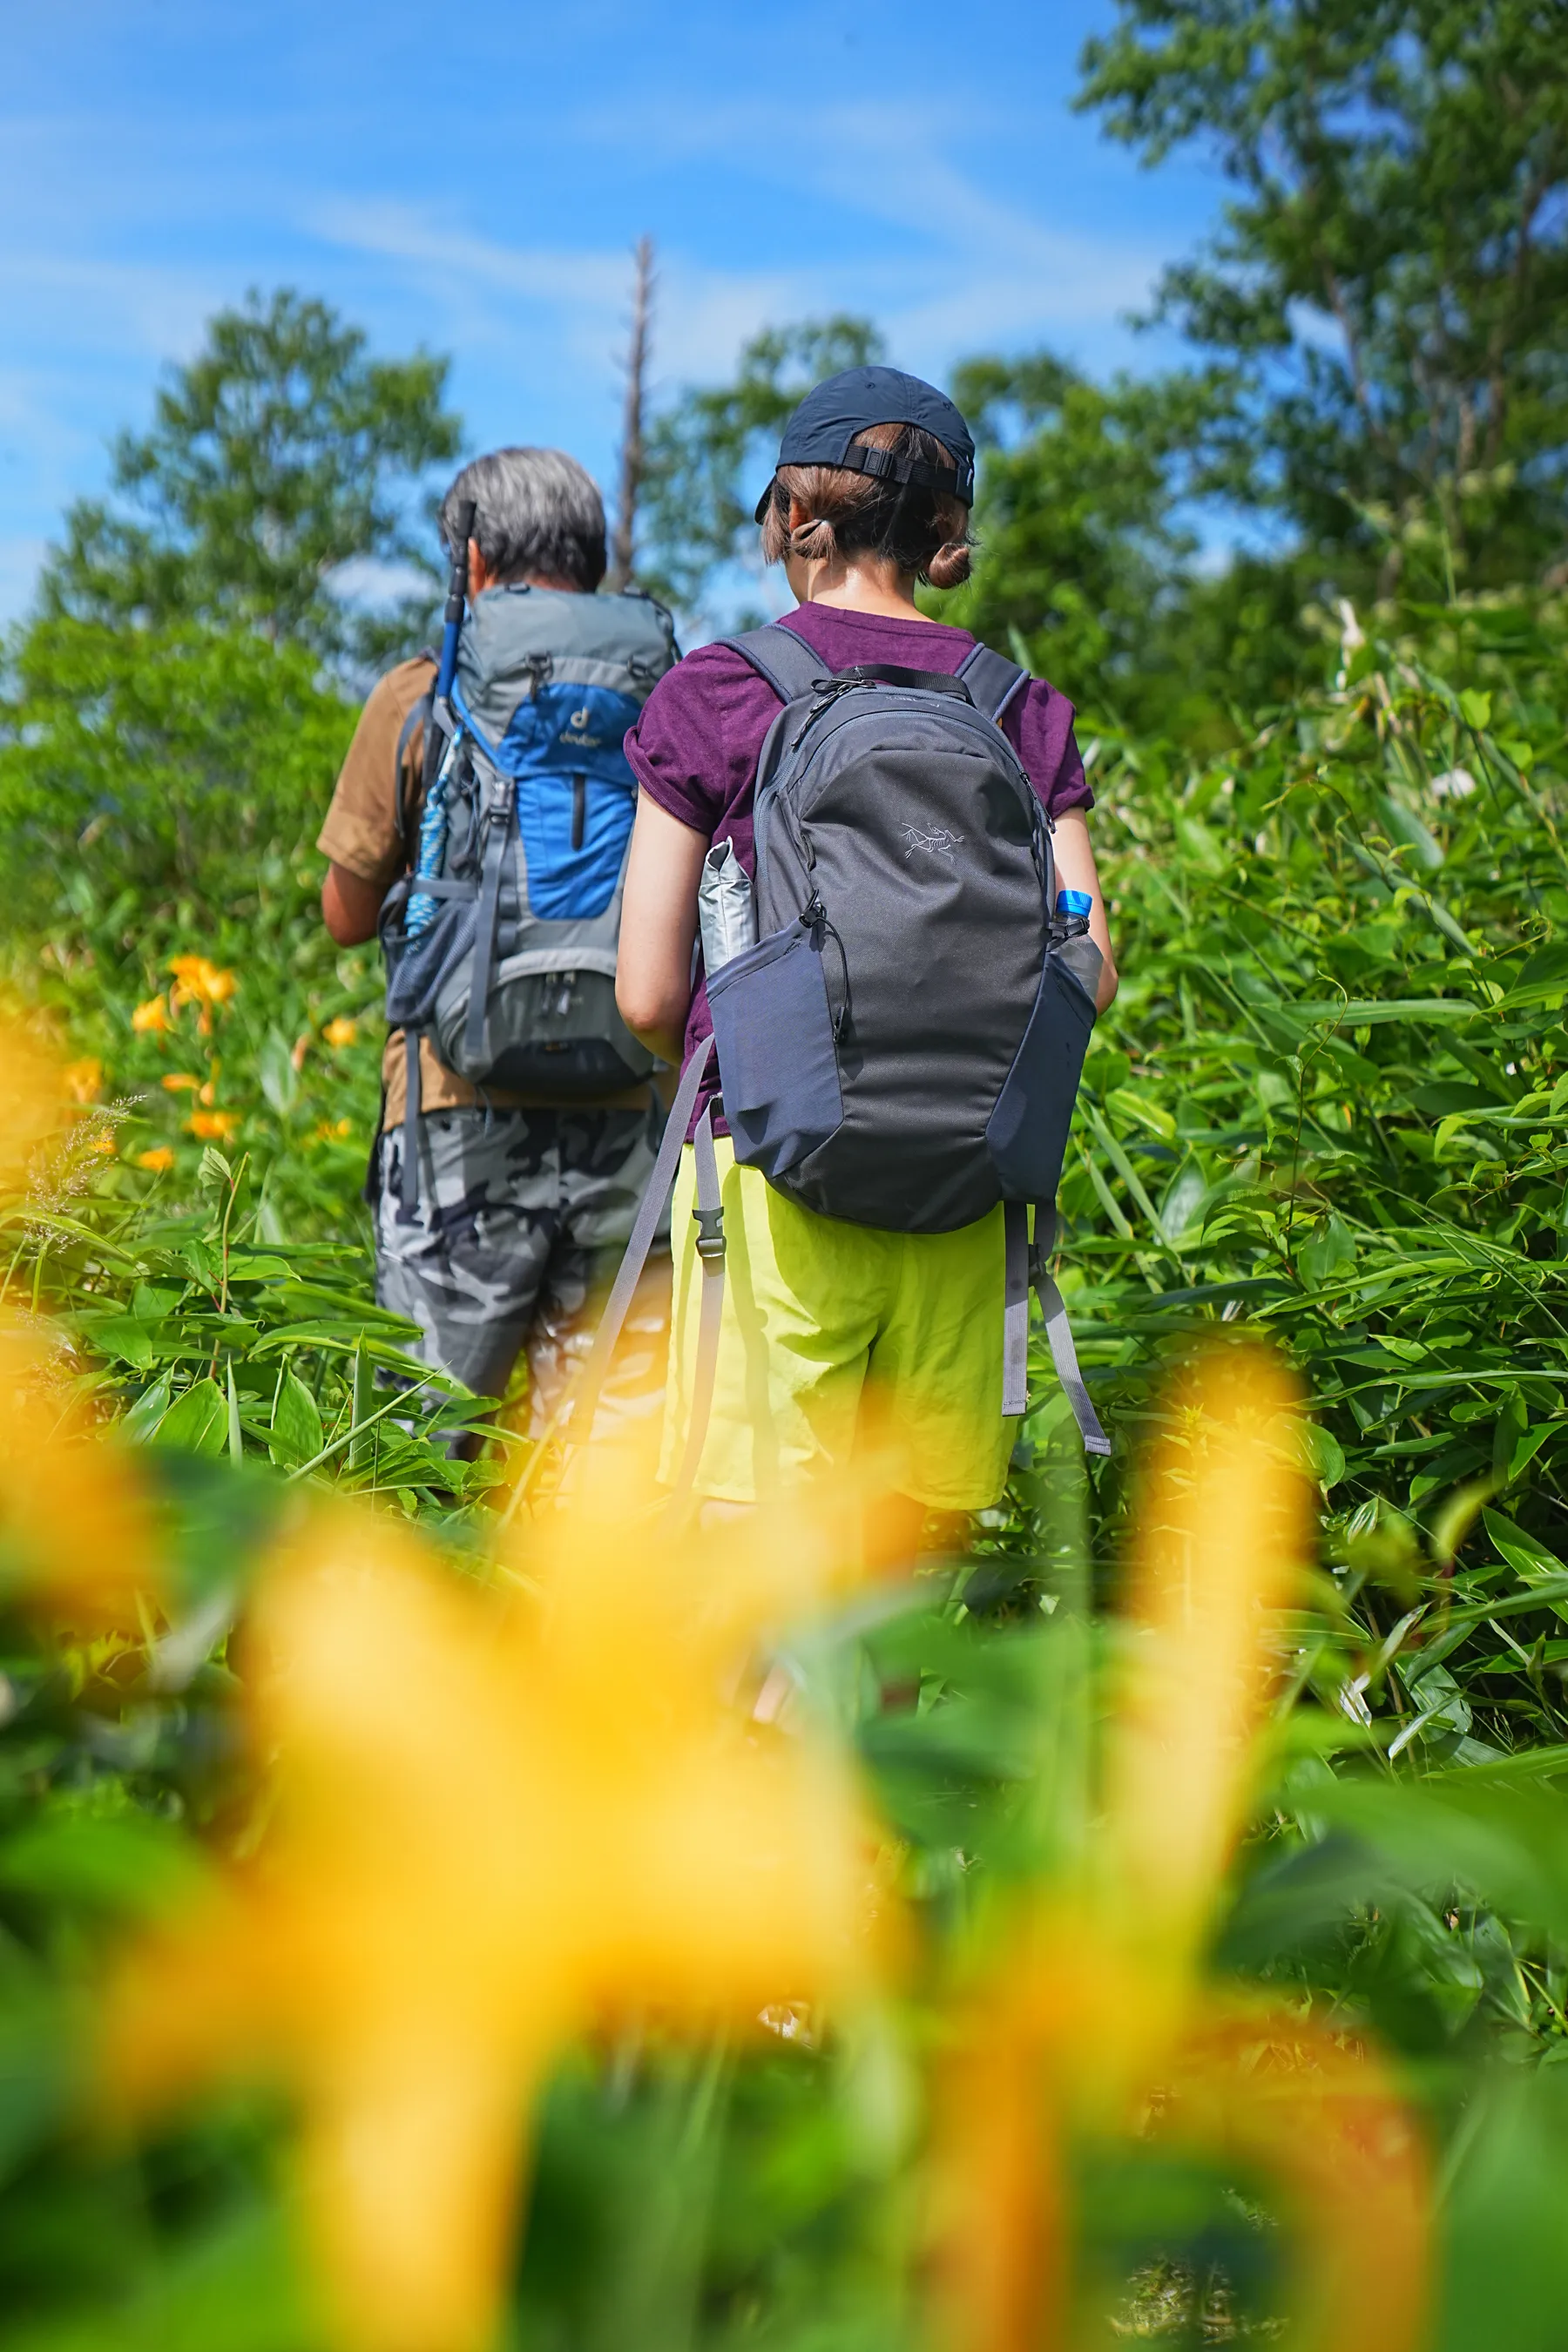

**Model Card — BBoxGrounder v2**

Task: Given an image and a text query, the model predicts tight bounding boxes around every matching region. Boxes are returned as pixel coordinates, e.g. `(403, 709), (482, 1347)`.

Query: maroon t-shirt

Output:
(624, 602), (1092, 1134)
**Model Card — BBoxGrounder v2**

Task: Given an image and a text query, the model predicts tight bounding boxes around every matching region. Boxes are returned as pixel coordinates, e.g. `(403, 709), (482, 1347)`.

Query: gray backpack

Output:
(379, 584), (677, 1214)
(531, 622), (1109, 1505)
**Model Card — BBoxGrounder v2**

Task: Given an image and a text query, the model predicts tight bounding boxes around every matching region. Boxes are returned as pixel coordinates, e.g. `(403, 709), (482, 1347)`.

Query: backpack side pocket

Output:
(985, 946), (1098, 1201)
(707, 916), (843, 1178)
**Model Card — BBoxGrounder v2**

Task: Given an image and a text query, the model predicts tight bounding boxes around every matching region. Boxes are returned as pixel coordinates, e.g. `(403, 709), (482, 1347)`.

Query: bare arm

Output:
(1051, 809), (1119, 1015)
(616, 792), (707, 1064)
(321, 863), (387, 948)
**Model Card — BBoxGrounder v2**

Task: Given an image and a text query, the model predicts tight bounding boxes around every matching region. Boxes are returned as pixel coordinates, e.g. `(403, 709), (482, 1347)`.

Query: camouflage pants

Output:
(373, 1105), (668, 1432)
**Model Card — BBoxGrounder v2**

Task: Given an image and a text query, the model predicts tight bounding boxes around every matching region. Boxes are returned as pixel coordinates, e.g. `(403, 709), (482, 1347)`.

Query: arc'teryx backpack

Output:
(533, 621), (1110, 1500)
(378, 584), (678, 1214)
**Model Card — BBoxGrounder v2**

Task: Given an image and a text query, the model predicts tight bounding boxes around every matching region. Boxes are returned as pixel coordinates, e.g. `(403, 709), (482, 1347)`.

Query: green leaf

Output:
(1295, 1419), (1347, 1490)
(1374, 792), (1444, 871)
(88, 1314), (156, 1370)
(268, 1368), (323, 1469)
(257, 1025), (300, 1118)
(1460, 689), (1493, 729)
(119, 1375), (172, 1443)
(152, 1377), (228, 1458)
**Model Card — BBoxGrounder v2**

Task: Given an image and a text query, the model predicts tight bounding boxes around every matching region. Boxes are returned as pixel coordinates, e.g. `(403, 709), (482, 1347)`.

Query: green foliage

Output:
(1067, 600), (1568, 1749)
(38, 290), (463, 667)
(1078, 0), (1568, 595)
(0, 616), (354, 903)
(944, 353), (1242, 730)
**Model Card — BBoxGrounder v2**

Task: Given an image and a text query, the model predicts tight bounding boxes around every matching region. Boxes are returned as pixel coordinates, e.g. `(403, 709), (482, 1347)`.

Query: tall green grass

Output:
(3, 604), (1568, 2343)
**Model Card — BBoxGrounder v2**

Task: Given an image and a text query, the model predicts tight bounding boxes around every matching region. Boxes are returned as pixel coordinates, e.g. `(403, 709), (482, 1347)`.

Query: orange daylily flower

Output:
(168, 955), (238, 1010)
(161, 1073), (201, 1093)
(63, 1057), (102, 1105)
(187, 1110), (240, 1142)
(322, 1017), (358, 1048)
(108, 1467), (896, 2352)
(136, 1147), (176, 1173)
(132, 996), (173, 1035)
(929, 1351), (1429, 2352)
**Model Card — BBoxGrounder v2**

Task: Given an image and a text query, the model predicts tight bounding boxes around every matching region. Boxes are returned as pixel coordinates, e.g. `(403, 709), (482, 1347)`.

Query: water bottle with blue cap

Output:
(1055, 888), (1093, 938)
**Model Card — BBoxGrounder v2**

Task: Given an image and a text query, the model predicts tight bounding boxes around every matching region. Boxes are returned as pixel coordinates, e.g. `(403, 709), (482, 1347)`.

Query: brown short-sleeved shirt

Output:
(318, 655), (652, 1126)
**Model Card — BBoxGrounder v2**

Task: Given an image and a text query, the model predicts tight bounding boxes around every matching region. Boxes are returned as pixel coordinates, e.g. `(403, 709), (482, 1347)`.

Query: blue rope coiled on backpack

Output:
(406, 730), (459, 937)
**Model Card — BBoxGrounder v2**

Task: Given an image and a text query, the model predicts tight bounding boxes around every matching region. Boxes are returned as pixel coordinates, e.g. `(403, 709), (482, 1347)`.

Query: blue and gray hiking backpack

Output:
(548, 620), (1110, 1497)
(378, 572), (677, 1213)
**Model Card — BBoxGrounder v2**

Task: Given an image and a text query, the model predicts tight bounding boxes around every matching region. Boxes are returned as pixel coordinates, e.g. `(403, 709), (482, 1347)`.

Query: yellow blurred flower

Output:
(90, 1132), (118, 1156)
(0, 1313), (159, 1614)
(132, 996), (173, 1035)
(322, 1017), (358, 1049)
(168, 956), (237, 1010)
(310, 1118), (354, 1145)
(929, 1351), (1429, 2352)
(187, 1109), (240, 1142)
(0, 1017), (71, 1193)
(63, 1057), (102, 1104)
(109, 1470), (896, 2352)
(136, 1147), (176, 1173)
(161, 1072), (201, 1093)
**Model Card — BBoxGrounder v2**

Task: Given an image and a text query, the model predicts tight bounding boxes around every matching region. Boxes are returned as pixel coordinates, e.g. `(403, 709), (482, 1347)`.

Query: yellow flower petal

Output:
(108, 1467), (897, 2352)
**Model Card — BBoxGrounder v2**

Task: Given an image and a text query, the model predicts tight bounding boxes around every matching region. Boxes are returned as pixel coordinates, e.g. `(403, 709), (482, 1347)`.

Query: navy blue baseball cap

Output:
(754, 364), (977, 522)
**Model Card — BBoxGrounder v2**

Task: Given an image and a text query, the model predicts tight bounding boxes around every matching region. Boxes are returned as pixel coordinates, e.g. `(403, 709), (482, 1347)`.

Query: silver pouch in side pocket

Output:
(698, 839), (756, 977)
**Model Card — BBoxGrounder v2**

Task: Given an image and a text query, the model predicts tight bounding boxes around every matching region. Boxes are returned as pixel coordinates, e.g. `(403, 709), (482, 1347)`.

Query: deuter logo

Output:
(902, 823), (964, 862)
(560, 704), (601, 749)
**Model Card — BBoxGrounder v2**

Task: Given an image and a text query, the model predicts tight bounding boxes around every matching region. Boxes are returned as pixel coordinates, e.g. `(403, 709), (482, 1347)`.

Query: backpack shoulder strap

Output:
(717, 622), (835, 705)
(957, 641), (1029, 726)
(393, 689), (433, 848)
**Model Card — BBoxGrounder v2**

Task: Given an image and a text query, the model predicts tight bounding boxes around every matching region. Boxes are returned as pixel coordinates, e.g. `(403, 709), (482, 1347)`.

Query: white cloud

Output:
(311, 199), (815, 385)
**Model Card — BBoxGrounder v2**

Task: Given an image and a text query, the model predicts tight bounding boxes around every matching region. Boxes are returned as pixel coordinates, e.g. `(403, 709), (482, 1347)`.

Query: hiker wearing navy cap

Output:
(616, 367), (1119, 1553)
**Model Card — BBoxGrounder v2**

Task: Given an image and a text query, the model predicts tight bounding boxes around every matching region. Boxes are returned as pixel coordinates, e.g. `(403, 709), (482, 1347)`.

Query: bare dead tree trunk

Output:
(607, 236), (654, 592)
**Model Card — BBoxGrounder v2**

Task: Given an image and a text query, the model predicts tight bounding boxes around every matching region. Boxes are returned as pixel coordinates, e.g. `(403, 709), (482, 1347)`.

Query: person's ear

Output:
(467, 537), (493, 597)
(787, 495), (811, 537)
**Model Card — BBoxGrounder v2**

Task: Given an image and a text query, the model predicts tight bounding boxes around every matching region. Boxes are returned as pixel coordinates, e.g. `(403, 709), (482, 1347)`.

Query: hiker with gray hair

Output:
(317, 445), (678, 1439)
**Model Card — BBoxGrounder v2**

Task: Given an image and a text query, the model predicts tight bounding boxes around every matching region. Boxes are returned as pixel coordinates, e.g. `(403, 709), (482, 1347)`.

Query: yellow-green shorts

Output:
(659, 1138), (1016, 1509)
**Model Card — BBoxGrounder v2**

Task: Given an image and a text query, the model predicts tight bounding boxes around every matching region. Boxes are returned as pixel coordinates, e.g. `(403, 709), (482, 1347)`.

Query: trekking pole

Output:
(408, 497), (477, 938)
(428, 495), (476, 791)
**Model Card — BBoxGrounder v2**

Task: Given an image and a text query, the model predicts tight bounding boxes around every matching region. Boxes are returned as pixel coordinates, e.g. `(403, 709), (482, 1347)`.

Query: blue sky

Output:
(0, 0), (1228, 624)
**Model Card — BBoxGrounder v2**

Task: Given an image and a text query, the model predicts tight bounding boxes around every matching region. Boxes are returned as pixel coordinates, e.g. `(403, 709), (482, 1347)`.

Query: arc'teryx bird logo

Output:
(902, 822), (964, 861)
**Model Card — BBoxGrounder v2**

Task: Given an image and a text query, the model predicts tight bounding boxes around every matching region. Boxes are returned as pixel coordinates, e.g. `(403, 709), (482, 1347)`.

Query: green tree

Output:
(0, 616), (353, 912)
(1078, 0), (1568, 597)
(40, 289), (463, 666)
(945, 353), (1236, 726)
(639, 316), (883, 623)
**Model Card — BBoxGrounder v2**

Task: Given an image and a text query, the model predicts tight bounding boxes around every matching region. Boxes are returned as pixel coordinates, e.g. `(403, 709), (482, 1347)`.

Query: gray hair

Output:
(439, 447), (607, 592)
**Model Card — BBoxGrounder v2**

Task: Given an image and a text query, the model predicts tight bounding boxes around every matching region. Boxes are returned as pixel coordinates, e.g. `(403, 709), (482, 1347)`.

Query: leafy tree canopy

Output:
(38, 289), (463, 667)
(0, 616), (353, 912)
(944, 354), (1234, 725)
(1078, 0), (1568, 594)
